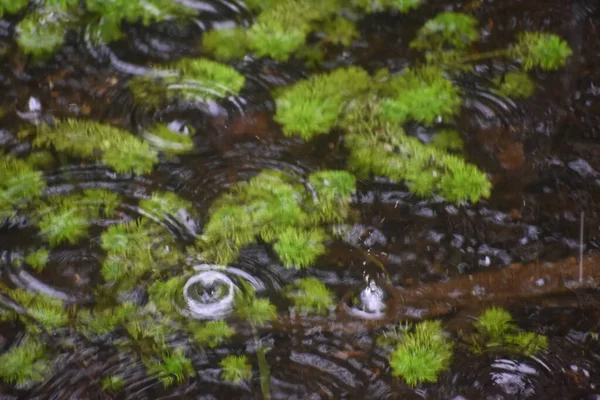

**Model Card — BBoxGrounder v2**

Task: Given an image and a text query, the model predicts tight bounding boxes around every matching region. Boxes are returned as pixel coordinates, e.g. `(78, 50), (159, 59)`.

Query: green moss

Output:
(0, 157), (46, 219)
(197, 170), (355, 267)
(143, 123), (195, 155)
(100, 219), (181, 283)
(410, 12), (479, 50)
(3, 288), (69, 332)
(0, 337), (51, 385)
(16, 7), (73, 59)
(77, 302), (137, 336)
(138, 191), (193, 223)
(286, 277), (334, 315)
(321, 18), (359, 46)
(274, 67), (372, 139)
(234, 283), (277, 327)
(273, 228), (327, 268)
(389, 320), (453, 386)
(202, 27), (248, 60)
(33, 190), (121, 247)
(0, 0), (28, 17)
(493, 71), (536, 98)
(86, 0), (197, 26)
(511, 32), (572, 71)
(342, 100), (490, 203)
(25, 249), (50, 272)
(32, 119), (158, 175)
(381, 66), (462, 125)
(220, 355), (251, 383)
(430, 129), (463, 150)
(144, 349), (195, 387)
(148, 276), (186, 313)
(473, 307), (548, 356)
(131, 58), (246, 105)
(353, 0), (422, 13)
(102, 375), (125, 392)
(192, 320), (234, 348)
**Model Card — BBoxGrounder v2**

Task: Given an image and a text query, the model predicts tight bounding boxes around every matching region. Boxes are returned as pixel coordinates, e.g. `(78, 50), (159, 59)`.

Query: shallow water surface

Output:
(1, 0), (600, 399)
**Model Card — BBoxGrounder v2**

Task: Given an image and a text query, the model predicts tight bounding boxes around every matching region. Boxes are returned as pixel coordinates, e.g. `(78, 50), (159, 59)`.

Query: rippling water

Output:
(1, 0), (600, 399)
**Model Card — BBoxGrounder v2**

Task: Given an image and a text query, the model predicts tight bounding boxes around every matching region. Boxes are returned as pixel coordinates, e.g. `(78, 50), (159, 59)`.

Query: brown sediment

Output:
(278, 254), (600, 335)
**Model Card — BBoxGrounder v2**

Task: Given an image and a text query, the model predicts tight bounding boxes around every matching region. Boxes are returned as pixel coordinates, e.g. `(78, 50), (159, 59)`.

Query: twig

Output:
(579, 211), (584, 283)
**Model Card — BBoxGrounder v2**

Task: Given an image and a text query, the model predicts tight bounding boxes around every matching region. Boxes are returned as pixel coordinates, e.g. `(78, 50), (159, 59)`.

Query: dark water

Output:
(2, 0), (600, 399)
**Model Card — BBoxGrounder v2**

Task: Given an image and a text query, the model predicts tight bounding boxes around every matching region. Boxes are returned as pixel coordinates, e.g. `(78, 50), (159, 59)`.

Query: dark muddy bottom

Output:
(1, 0), (600, 399)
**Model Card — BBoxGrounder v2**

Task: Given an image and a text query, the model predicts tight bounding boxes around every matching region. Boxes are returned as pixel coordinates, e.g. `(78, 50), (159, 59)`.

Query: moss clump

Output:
(220, 355), (251, 383)
(24, 249), (50, 272)
(138, 191), (193, 224)
(343, 100), (491, 203)
(1, 287), (69, 332)
(493, 71), (536, 98)
(32, 190), (121, 247)
(144, 349), (195, 388)
(202, 27), (248, 60)
(274, 67), (371, 139)
(0, 337), (51, 385)
(381, 67), (462, 125)
(192, 320), (235, 348)
(31, 119), (158, 175)
(511, 32), (572, 71)
(0, 156), (46, 219)
(234, 282), (277, 327)
(148, 276), (186, 314)
(410, 12), (479, 50)
(102, 375), (125, 392)
(286, 277), (335, 315)
(143, 123), (196, 156)
(430, 129), (464, 150)
(100, 218), (182, 284)
(352, 0), (422, 13)
(0, 0), (28, 18)
(389, 320), (453, 386)
(13, 0), (198, 58)
(197, 169), (355, 267)
(77, 301), (137, 337)
(473, 307), (548, 356)
(130, 58), (246, 106)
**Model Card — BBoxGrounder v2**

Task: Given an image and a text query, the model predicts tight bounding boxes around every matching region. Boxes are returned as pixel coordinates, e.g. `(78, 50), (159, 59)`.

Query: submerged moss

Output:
(493, 71), (536, 98)
(410, 12), (479, 50)
(130, 58), (246, 106)
(192, 320), (235, 348)
(473, 307), (548, 356)
(144, 349), (195, 388)
(220, 355), (251, 383)
(31, 119), (158, 175)
(389, 320), (453, 386)
(286, 277), (335, 315)
(0, 156), (46, 219)
(197, 169), (355, 267)
(0, 337), (51, 386)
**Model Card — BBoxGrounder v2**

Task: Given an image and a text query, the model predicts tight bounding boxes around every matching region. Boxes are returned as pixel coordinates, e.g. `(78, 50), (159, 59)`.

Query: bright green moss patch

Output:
(0, 157), (46, 219)
(353, 0), (422, 13)
(197, 169), (356, 267)
(274, 67), (371, 139)
(410, 12), (479, 50)
(143, 123), (195, 155)
(32, 190), (121, 247)
(192, 320), (235, 348)
(1, 287), (69, 332)
(138, 191), (193, 223)
(0, 337), (51, 385)
(144, 349), (195, 388)
(286, 277), (335, 315)
(381, 67), (462, 125)
(16, 8), (73, 59)
(100, 218), (181, 283)
(25, 249), (50, 272)
(0, 0), (28, 17)
(389, 320), (453, 386)
(342, 100), (491, 203)
(234, 282), (277, 327)
(32, 119), (158, 175)
(473, 307), (548, 356)
(220, 355), (251, 383)
(511, 32), (572, 71)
